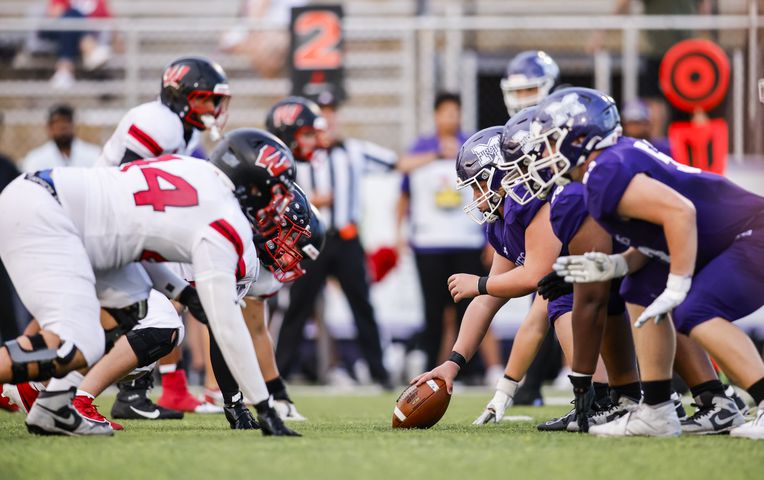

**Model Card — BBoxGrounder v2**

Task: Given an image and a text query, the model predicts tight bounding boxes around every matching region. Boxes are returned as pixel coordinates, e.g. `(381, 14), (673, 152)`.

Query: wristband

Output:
(447, 351), (467, 370)
(477, 276), (489, 295)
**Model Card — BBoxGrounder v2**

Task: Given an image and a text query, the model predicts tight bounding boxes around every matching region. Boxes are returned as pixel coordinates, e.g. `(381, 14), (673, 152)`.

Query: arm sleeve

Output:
(140, 262), (190, 300)
(192, 237), (269, 404)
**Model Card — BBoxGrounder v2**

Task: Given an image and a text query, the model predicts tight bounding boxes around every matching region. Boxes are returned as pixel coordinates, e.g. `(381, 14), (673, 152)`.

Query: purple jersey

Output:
(549, 182), (625, 316)
(484, 188), (545, 266)
(584, 137), (764, 268)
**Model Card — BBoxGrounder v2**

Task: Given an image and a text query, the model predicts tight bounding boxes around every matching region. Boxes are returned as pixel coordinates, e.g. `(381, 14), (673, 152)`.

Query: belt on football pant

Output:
(24, 169), (60, 204)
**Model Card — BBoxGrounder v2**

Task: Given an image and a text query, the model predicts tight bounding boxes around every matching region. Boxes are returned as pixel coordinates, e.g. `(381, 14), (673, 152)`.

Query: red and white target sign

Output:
(659, 39), (730, 113)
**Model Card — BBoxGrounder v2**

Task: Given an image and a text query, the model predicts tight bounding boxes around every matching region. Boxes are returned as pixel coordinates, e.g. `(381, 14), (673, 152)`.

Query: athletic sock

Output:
(504, 374), (520, 382)
(593, 382), (609, 403)
(265, 377), (291, 402)
(76, 389), (95, 400)
(689, 379), (725, 399)
(746, 377), (764, 405)
(642, 379), (672, 406)
(611, 382), (641, 402)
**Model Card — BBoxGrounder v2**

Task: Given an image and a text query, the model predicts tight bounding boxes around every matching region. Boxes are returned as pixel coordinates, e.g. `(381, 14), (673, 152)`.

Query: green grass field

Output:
(1, 390), (762, 480)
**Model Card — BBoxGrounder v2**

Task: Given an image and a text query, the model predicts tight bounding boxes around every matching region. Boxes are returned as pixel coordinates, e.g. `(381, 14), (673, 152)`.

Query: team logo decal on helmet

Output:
(472, 135), (503, 168)
(254, 144), (292, 177)
(542, 93), (587, 128)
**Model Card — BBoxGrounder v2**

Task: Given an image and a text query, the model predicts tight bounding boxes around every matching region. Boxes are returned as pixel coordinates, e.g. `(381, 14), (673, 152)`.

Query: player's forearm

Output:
(451, 295), (507, 361)
(195, 272), (269, 404)
(396, 152), (436, 173)
(484, 267), (542, 299)
(505, 296), (549, 380)
(662, 204), (697, 277)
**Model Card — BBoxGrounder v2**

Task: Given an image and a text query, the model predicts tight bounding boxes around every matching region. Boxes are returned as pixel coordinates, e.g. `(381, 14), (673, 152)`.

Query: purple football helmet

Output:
(500, 50), (560, 117)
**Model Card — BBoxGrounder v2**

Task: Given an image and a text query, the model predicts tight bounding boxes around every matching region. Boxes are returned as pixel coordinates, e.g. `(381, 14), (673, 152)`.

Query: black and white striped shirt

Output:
(295, 138), (398, 231)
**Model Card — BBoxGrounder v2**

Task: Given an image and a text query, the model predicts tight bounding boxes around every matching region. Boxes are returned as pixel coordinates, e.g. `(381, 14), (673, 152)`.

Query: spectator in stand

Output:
(621, 98), (673, 156)
(22, 104), (101, 172)
(43, 0), (112, 89)
(396, 92), (503, 385)
(219, 0), (307, 78)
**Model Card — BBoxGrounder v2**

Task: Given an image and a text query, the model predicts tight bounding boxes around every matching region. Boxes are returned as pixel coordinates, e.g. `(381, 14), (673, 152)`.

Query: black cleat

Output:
(257, 406), (301, 437)
(224, 401), (260, 430)
(537, 406), (576, 431)
(111, 376), (183, 420)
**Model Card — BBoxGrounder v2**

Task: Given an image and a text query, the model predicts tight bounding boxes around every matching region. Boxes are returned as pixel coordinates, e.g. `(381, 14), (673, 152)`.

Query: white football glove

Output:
(473, 377), (519, 425)
(634, 274), (692, 328)
(553, 252), (629, 283)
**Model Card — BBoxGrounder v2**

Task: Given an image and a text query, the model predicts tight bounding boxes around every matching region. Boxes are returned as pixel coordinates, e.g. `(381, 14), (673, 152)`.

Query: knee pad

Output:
(125, 327), (179, 367)
(4, 334), (79, 383)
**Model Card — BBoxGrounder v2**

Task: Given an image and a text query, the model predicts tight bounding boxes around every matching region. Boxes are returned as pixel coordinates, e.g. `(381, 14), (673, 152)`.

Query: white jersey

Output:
(97, 101), (201, 167)
(51, 156), (253, 276)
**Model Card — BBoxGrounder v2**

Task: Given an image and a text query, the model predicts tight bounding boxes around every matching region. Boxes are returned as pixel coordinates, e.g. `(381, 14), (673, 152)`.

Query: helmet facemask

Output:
(456, 167), (503, 225)
(501, 75), (556, 116)
(243, 183), (295, 237)
(186, 85), (231, 139)
(262, 221), (313, 283)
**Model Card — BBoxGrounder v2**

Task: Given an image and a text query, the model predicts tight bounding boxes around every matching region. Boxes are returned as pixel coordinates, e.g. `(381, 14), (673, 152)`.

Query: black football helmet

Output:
(265, 96), (327, 162)
(257, 184), (325, 283)
(209, 128), (296, 235)
(160, 56), (231, 132)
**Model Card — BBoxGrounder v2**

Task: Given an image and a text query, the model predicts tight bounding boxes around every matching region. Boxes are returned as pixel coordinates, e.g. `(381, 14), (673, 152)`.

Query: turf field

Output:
(1, 389), (762, 480)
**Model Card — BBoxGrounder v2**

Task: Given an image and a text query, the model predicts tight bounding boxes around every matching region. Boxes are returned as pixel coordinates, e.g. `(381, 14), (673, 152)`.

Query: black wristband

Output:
(477, 276), (489, 295)
(448, 351), (467, 370)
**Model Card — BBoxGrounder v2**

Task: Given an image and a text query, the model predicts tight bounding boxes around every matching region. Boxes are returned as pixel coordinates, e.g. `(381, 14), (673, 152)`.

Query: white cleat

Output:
(274, 399), (307, 421)
(729, 405), (764, 440)
(26, 388), (113, 437)
(567, 395), (639, 432)
(194, 401), (224, 414)
(589, 401), (680, 437)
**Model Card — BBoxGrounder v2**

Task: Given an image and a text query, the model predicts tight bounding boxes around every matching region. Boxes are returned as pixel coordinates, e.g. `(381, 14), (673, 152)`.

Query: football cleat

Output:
(537, 405), (576, 431)
(194, 401), (224, 414)
(681, 391), (745, 435)
(2, 382), (40, 414)
(567, 395), (639, 432)
(73, 395), (124, 431)
(0, 391), (18, 412)
(274, 399), (307, 421)
(224, 401), (260, 430)
(671, 391), (687, 421)
(589, 401), (681, 437)
(111, 377), (183, 420)
(26, 388), (113, 436)
(257, 406), (301, 436)
(204, 388), (225, 407)
(157, 370), (204, 413)
(725, 385), (750, 417)
(729, 405), (764, 440)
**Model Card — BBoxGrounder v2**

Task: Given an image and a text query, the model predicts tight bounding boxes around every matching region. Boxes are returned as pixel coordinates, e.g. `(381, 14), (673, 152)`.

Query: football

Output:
(392, 378), (451, 429)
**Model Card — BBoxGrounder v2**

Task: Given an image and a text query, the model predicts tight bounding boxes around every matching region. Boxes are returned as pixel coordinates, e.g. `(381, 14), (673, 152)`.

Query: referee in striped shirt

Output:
(275, 92), (429, 388)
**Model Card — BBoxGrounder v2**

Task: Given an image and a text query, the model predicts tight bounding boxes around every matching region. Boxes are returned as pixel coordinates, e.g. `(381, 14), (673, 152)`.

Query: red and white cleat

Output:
(0, 388), (19, 412)
(157, 370), (201, 412)
(72, 395), (124, 431)
(2, 383), (40, 414)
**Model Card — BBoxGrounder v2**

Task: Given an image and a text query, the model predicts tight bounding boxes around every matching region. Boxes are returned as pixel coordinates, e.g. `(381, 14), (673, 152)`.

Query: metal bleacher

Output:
(0, 0), (418, 159)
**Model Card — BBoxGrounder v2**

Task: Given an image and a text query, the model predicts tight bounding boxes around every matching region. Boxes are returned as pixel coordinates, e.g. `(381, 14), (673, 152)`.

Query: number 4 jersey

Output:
(51, 155), (254, 277)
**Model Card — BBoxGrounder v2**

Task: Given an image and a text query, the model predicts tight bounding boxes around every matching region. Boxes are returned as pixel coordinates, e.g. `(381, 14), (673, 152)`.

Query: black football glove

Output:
(537, 271), (573, 301)
(178, 286), (208, 324)
(568, 374), (594, 433)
